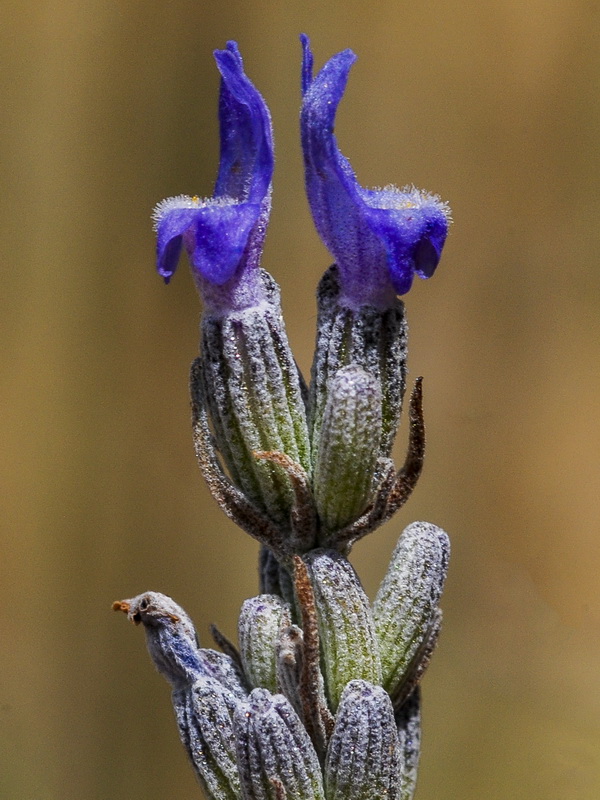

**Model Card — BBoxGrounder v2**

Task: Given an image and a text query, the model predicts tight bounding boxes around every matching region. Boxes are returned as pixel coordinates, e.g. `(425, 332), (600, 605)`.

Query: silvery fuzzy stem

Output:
(238, 594), (292, 692)
(395, 689), (422, 800)
(308, 266), (407, 464)
(373, 522), (450, 698)
(313, 365), (382, 540)
(259, 546), (281, 594)
(198, 270), (311, 530)
(259, 546), (296, 604)
(234, 689), (326, 800)
(173, 677), (241, 800)
(303, 549), (382, 710)
(324, 680), (400, 800)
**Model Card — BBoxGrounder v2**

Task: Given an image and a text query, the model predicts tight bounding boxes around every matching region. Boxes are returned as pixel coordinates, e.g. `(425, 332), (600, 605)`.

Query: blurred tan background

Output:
(1, 0), (599, 798)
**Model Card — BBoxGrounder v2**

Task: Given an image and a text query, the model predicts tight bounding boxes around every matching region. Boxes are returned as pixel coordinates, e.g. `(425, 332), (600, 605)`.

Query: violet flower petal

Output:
(153, 41), (273, 294)
(300, 35), (450, 306)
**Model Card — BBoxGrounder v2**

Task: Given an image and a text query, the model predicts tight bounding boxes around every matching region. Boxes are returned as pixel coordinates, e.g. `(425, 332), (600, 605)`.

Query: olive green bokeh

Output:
(2, 1), (600, 798)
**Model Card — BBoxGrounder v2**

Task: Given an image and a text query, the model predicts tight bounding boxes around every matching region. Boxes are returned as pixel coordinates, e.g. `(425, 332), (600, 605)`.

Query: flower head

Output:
(300, 35), (450, 308)
(127, 36), (453, 800)
(153, 42), (273, 312)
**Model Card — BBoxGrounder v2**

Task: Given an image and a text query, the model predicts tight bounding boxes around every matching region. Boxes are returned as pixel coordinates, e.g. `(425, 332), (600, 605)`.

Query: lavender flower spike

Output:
(153, 41), (273, 313)
(300, 35), (450, 307)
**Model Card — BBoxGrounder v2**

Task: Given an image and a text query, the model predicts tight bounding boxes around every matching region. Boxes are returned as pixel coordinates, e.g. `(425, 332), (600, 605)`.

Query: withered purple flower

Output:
(300, 34), (450, 307)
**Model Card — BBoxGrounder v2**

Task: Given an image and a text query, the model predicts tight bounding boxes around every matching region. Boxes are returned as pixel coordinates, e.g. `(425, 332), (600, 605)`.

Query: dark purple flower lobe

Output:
(153, 42), (273, 311)
(300, 35), (450, 307)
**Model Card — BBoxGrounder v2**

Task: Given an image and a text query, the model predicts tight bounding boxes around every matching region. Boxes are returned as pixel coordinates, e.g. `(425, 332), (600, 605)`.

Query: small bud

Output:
(325, 680), (400, 800)
(313, 366), (382, 538)
(173, 677), (241, 800)
(308, 267), (407, 462)
(372, 522), (450, 698)
(234, 688), (325, 800)
(303, 550), (382, 709)
(238, 594), (292, 692)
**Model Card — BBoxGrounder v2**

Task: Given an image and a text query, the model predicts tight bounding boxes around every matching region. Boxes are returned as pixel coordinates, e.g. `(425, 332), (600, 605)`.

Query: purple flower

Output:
(153, 42), (273, 312)
(300, 35), (451, 308)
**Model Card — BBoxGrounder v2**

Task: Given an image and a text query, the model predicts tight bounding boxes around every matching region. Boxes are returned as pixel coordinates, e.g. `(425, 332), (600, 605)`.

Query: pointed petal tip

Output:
(214, 40), (242, 63)
(300, 34), (313, 95)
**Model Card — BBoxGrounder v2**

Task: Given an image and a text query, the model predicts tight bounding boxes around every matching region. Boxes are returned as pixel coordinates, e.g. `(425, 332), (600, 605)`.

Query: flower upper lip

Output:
(213, 42), (273, 205)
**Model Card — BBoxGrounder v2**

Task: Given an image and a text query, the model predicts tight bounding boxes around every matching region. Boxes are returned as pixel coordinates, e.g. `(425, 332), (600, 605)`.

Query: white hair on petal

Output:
(366, 184), (452, 221)
(151, 194), (236, 230)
